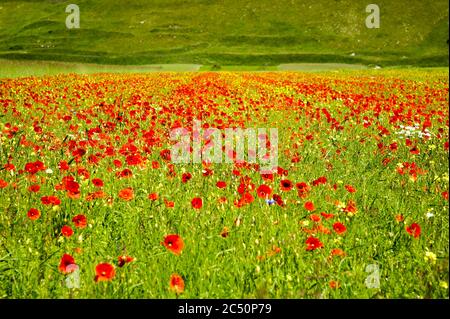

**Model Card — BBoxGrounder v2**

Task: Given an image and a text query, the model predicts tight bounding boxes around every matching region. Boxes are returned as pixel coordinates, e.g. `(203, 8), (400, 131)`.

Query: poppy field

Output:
(0, 69), (448, 299)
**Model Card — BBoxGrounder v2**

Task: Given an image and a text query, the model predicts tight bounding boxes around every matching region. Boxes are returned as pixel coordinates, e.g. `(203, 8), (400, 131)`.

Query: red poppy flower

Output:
(182, 172), (192, 183)
(86, 190), (106, 201)
(28, 184), (40, 193)
(312, 176), (327, 186)
(77, 167), (91, 179)
(169, 274), (185, 294)
(27, 208), (41, 221)
(330, 248), (346, 257)
(160, 149), (171, 161)
(403, 140), (413, 150)
(409, 146), (420, 155)
(148, 192), (159, 201)
(61, 225), (74, 237)
(345, 185), (356, 193)
(40, 196), (51, 205)
(41, 195), (61, 206)
(72, 148), (86, 158)
(280, 179), (293, 191)
(257, 184), (272, 199)
(24, 161), (45, 174)
(191, 197), (203, 209)
(72, 214), (87, 228)
(94, 263), (115, 282)
(317, 224), (332, 234)
(118, 255), (135, 267)
(59, 160), (69, 171)
(167, 164), (176, 177)
(216, 181), (227, 189)
(92, 178), (104, 187)
(389, 142), (398, 151)
(4, 163), (14, 171)
(442, 191), (449, 201)
(66, 190), (81, 199)
(164, 199), (174, 208)
(243, 192), (255, 204)
(237, 183), (246, 194)
(333, 222), (347, 234)
(59, 254), (76, 274)
(126, 154), (143, 166)
(272, 194), (285, 207)
(118, 187), (134, 201)
(87, 155), (100, 165)
(304, 201), (315, 211)
(152, 161), (160, 169)
(329, 280), (340, 289)
(202, 167), (213, 176)
(321, 212), (334, 220)
(306, 236), (324, 251)
(310, 214), (321, 223)
(117, 168), (133, 178)
(343, 200), (357, 214)
(0, 179), (8, 189)
(296, 182), (309, 192)
(296, 182), (310, 198)
(406, 223), (421, 238)
(64, 180), (80, 193)
(234, 192), (255, 207)
(162, 234), (184, 255)
(113, 159), (122, 168)
(261, 173), (274, 181)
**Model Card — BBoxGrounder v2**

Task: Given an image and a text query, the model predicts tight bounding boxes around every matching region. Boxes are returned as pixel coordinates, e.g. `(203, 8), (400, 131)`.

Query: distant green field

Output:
(1, 59), (448, 79)
(0, 59), (202, 78)
(0, 59), (366, 78)
(0, 0), (448, 67)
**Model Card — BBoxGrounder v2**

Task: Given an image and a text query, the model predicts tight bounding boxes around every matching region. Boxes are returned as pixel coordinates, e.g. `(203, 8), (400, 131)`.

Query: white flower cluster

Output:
(395, 124), (431, 139)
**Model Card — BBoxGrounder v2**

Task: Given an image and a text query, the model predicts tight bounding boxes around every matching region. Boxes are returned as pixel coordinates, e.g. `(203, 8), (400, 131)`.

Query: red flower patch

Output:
(162, 234), (184, 255)
(169, 274), (185, 294)
(61, 225), (74, 237)
(191, 197), (203, 209)
(306, 236), (324, 251)
(406, 223), (421, 238)
(59, 254), (76, 274)
(304, 201), (315, 212)
(333, 222), (347, 234)
(72, 214), (87, 228)
(94, 263), (115, 282)
(27, 208), (41, 221)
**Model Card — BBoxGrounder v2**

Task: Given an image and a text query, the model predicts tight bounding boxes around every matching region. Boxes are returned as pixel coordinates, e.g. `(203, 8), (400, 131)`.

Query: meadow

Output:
(0, 0), (448, 67)
(0, 69), (448, 298)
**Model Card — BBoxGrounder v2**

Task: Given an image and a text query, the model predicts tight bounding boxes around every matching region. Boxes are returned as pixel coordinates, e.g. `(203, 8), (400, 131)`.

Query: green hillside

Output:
(0, 0), (448, 66)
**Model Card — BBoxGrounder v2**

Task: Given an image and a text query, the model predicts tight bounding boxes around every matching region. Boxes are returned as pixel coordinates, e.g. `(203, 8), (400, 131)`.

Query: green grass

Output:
(1, 58), (448, 79)
(0, 0), (448, 67)
(278, 63), (368, 71)
(0, 59), (362, 78)
(0, 59), (201, 78)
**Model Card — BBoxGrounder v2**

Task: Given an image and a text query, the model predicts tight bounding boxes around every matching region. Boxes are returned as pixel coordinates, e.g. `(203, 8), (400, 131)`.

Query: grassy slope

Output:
(0, 0), (448, 66)
(0, 59), (202, 78)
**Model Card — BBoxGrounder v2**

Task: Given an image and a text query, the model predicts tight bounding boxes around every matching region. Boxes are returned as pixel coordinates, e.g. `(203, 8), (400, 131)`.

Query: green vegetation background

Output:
(0, 0), (448, 67)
